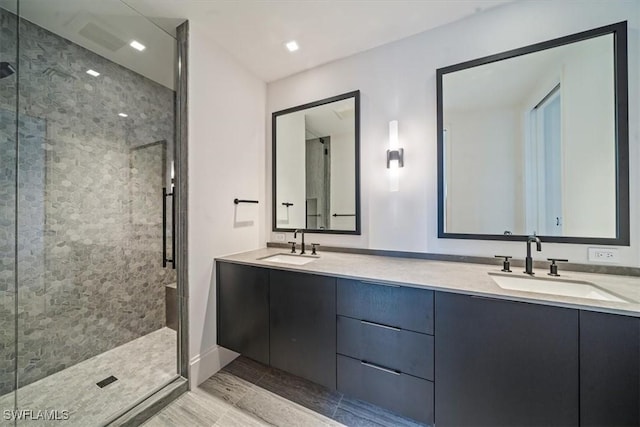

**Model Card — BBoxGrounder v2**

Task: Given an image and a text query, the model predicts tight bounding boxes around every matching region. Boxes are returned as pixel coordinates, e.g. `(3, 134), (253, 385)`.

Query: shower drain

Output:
(96, 375), (118, 388)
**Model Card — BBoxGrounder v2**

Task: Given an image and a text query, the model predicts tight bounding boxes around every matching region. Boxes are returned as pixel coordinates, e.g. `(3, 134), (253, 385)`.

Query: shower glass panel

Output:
(0, 1), (181, 424)
(0, 0), (18, 418)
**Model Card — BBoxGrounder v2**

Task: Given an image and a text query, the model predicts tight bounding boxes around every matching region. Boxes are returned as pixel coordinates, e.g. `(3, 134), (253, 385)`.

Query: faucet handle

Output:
(494, 255), (512, 272)
(288, 241), (297, 253)
(547, 258), (568, 277)
(311, 243), (320, 255)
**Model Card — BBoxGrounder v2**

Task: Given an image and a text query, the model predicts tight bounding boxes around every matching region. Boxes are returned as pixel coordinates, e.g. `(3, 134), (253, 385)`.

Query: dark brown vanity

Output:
(216, 257), (639, 426)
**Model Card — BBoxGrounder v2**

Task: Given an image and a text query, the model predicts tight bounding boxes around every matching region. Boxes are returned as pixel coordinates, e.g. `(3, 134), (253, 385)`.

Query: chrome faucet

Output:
(524, 234), (542, 275)
(294, 229), (306, 255)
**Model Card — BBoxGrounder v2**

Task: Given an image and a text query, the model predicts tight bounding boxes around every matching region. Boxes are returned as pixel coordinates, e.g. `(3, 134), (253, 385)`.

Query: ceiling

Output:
(304, 98), (355, 139)
(443, 33), (614, 112)
(0, 0), (514, 87)
(122, 0), (513, 82)
(0, 0), (178, 89)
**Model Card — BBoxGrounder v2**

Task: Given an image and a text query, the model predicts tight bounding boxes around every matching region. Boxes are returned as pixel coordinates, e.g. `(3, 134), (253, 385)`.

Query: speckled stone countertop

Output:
(216, 248), (640, 317)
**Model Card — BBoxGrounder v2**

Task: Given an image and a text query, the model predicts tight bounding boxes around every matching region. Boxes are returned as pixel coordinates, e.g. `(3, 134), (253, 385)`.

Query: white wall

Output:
(188, 20), (266, 385)
(562, 36), (617, 237)
(445, 107), (523, 235)
(330, 130), (356, 230)
(275, 111), (306, 228)
(267, 0), (640, 266)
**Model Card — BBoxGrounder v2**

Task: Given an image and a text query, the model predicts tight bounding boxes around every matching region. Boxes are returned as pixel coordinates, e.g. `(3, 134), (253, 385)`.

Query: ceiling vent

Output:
(78, 22), (126, 52)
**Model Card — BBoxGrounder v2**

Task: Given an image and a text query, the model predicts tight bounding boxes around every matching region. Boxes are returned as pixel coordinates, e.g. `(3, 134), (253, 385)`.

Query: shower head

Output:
(0, 62), (16, 79)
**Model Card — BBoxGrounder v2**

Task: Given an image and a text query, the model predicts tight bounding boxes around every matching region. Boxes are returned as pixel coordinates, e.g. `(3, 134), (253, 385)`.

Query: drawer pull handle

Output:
(471, 295), (521, 305)
(360, 280), (400, 288)
(361, 361), (401, 376)
(360, 320), (401, 331)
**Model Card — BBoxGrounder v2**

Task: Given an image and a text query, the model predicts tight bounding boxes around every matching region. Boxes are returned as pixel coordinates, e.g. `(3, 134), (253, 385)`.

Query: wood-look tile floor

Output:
(144, 356), (427, 427)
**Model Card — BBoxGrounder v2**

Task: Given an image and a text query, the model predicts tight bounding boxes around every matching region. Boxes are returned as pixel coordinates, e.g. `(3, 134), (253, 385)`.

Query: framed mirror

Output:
(437, 22), (629, 245)
(272, 91), (360, 234)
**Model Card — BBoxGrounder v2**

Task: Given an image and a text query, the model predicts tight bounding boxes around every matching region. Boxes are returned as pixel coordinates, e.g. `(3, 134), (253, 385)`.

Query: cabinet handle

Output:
(471, 294), (521, 305)
(470, 295), (499, 301)
(360, 320), (401, 331)
(361, 361), (401, 376)
(360, 280), (400, 288)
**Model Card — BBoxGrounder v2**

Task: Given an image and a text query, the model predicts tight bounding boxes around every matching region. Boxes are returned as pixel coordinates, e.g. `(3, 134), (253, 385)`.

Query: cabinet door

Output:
(270, 270), (336, 389)
(435, 292), (579, 427)
(216, 262), (269, 364)
(580, 310), (639, 427)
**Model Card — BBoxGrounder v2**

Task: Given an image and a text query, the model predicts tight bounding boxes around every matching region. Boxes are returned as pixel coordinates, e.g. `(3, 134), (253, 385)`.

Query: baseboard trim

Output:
(189, 345), (238, 386)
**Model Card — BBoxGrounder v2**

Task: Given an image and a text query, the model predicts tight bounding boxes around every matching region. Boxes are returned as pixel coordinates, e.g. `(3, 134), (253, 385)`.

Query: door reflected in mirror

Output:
(437, 22), (628, 245)
(273, 91), (360, 234)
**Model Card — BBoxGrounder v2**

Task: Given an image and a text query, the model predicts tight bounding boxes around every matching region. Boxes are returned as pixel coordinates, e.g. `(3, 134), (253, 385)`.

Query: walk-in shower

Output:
(0, 0), (186, 424)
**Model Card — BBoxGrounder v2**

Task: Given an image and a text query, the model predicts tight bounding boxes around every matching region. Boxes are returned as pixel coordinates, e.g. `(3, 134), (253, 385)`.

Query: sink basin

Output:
(259, 253), (318, 265)
(489, 273), (627, 303)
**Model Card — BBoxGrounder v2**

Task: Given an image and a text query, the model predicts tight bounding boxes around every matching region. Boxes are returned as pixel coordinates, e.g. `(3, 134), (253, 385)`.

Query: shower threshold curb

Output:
(104, 376), (188, 426)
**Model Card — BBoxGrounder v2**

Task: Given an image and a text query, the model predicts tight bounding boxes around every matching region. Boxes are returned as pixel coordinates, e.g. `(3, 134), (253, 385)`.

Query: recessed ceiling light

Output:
(130, 40), (146, 51)
(285, 40), (299, 52)
(118, 113), (128, 118)
(86, 69), (100, 77)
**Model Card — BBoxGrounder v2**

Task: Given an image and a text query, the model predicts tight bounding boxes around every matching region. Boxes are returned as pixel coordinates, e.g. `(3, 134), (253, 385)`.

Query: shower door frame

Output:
(175, 20), (189, 382)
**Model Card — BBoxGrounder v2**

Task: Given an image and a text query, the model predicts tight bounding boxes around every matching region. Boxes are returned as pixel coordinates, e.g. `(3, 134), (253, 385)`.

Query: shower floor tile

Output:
(0, 327), (176, 427)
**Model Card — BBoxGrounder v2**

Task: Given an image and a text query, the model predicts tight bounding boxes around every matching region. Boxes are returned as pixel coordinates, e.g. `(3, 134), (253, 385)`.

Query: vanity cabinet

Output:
(435, 291), (579, 427)
(336, 278), (434, 425)
(580, 310), (639, 427)
(216, 262), (270, 365)
(269, 270), (337, 390)
(217, 259), (639, 427)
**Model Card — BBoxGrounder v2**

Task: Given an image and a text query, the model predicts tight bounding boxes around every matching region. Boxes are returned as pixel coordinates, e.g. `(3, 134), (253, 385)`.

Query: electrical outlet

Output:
(587, 247), (619, 263)
(274, 233), (285, 242)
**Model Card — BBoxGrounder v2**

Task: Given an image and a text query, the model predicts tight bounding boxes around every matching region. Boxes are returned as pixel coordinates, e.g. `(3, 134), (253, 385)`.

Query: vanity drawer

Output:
(337, 316), (434, 380)
(337, 354), (434, 425)
(337, 278), (434, 334)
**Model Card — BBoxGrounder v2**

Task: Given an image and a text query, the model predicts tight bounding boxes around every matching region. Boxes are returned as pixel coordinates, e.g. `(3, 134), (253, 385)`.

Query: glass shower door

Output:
(10, 1), (180, 424)
(0, 0), (18, 423)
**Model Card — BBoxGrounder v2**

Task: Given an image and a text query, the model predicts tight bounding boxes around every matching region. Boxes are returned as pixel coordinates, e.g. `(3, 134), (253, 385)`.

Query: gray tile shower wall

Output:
(0, 8), (176, 394)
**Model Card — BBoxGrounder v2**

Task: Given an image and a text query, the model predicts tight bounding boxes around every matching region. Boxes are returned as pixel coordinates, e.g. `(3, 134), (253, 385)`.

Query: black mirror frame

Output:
(436, 22), (629, 245)
(272, 90), (361, 235)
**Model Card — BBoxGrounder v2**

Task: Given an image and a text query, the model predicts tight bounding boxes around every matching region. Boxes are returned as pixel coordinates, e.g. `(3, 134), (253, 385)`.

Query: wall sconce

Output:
(386, 148), (404, 168)
(387, 120), (404, 191)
